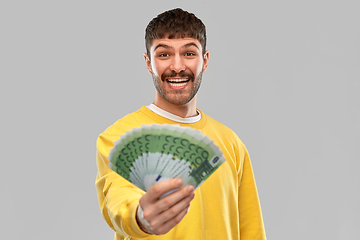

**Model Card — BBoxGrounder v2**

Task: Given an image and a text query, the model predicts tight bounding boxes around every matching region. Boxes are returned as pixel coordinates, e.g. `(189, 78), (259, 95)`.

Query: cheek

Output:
(192, 60), (204, 75)
(150, 62), (159, 76)
(151, 60), (167, 77)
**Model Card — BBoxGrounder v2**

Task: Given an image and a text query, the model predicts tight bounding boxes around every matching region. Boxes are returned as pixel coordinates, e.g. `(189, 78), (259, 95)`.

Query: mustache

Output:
(161, 70), (195, 81)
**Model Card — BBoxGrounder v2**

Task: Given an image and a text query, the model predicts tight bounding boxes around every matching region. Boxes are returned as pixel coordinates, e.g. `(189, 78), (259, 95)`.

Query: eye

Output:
(185, 52), (195, 56)
(159, 53), (169, 57)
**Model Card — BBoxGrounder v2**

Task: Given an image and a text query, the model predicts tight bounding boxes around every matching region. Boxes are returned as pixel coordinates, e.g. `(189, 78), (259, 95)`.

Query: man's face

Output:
(145, 37), (209, 106)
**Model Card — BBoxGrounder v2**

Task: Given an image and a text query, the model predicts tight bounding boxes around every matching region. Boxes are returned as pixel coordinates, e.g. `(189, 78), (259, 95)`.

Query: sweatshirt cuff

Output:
(122, 200), (152, 238)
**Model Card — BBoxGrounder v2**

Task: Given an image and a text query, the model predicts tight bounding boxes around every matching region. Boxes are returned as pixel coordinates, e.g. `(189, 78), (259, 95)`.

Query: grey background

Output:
(1, 0), (359, 239)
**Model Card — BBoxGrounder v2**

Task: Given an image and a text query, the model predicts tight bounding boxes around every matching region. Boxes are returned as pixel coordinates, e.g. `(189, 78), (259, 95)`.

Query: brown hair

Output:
(145, 8), (207, 57)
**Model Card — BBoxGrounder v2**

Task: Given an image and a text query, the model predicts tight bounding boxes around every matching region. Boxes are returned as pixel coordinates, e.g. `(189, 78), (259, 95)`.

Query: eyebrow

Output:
(183, 42), (200, 50)
(154, 44), (172, 52)
(153, 42), (200, 52)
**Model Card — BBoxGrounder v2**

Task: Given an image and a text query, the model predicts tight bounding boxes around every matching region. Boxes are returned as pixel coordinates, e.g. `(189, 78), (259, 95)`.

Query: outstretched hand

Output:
(136, 178), (195, 235)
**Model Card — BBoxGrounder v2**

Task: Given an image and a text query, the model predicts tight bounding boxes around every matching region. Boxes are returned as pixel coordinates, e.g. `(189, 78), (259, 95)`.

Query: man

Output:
(96, 8), (266, 240)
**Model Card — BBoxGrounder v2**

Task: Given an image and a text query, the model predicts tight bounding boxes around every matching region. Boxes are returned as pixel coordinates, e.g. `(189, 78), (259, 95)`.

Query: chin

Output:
(164, 95), (195, 106)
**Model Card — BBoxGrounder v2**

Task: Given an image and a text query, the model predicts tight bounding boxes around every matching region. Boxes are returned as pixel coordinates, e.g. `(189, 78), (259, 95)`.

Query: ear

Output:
(144, 53), (152, 75)
(202, 50), (209, 73)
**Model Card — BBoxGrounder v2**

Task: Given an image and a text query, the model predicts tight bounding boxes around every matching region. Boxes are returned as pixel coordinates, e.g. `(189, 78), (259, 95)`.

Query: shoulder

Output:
(100, 106), (154, 136)
(202, 112), (240, 140)
(96, 107), (149, 154)
(102, 110), (140, 135)
(205, 114), (236, 134)
(201, 112), (247, 151)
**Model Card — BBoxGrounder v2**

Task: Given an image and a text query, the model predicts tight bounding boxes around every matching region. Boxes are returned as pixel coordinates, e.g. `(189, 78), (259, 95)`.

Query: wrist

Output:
(136, 203), (157, 235)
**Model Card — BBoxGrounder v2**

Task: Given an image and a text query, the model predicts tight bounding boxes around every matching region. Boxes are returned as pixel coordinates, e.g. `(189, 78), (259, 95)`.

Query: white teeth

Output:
(167, 78), (188, 83)
(167, 78), (189, 87)
(168, 82), (187, 87)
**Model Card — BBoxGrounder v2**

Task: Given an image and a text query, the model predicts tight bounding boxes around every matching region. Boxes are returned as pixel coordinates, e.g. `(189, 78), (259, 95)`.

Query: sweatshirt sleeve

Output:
(238, 145), (267, 240)
(95, 131), (150, 239)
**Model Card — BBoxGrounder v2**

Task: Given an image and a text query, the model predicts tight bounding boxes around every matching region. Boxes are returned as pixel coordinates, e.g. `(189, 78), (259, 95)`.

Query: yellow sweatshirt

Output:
(96, 106), (266, 240)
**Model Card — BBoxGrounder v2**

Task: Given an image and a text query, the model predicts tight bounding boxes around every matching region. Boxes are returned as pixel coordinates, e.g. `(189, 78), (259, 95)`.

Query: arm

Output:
(96, 142), (195, 237)
(96, 150), (148, 238)
(238, 147), (267, 240)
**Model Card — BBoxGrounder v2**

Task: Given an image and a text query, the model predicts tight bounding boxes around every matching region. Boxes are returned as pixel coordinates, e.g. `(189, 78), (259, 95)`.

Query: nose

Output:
(169, 54), (185, 73)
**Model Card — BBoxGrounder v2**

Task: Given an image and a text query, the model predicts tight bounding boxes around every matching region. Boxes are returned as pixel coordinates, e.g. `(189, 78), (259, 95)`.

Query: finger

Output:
(138, 179), (187, 220)
(156, 185), (194, 213)
(156, 191), (194, 226)
(139, 185), (195, 222)
(146, 178), (183, 202)
(154, 204), (191, 235)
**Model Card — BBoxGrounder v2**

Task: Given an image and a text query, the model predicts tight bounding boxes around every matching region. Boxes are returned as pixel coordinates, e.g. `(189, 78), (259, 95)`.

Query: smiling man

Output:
(96, 8), (266, 240)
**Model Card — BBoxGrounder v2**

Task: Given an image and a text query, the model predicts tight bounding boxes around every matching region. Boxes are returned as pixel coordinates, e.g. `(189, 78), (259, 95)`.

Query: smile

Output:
(166, 78), (190, 87)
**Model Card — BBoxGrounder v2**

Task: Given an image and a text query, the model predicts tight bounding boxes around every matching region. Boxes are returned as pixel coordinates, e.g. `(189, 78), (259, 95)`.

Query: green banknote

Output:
(108, 124), (226, 192)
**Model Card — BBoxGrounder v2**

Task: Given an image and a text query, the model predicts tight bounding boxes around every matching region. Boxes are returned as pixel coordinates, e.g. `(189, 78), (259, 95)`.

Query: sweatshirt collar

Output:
(146, 104), (201, 124)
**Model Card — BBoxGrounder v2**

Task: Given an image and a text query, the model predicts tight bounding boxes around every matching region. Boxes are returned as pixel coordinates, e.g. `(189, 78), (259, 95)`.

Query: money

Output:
(108, 124), (225, 192)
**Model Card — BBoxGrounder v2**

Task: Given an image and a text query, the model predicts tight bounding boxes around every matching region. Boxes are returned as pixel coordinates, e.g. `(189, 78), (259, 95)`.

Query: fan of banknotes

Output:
(108, 124), (225, 192)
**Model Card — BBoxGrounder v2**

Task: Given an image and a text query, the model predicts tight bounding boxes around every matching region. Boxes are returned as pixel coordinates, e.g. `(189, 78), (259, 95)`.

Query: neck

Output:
(153, 95), (198, 118)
